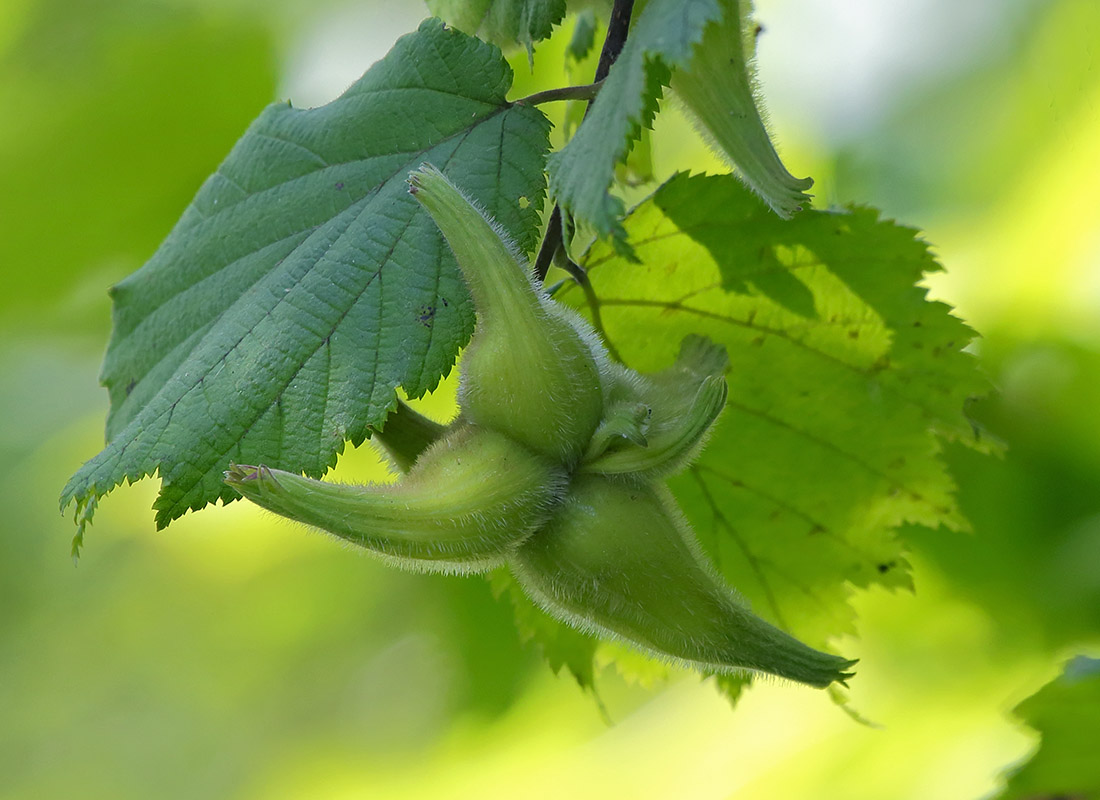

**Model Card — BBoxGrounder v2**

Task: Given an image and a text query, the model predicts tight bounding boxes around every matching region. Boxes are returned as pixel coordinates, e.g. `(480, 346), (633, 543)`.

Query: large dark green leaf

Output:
(61, 19), (551, 543)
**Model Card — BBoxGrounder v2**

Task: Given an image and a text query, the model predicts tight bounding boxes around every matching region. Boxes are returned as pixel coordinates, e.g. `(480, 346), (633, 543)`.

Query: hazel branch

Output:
(533, 0), (636, 284)
(516, 80), (604, 106)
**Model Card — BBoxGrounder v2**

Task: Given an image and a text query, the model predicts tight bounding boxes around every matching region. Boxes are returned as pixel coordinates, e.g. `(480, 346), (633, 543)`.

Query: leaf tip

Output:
(60, 486), (97, 562)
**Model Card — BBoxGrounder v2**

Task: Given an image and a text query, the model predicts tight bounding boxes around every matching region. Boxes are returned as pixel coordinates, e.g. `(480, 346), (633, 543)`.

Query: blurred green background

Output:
(2, 1), (1098, 798)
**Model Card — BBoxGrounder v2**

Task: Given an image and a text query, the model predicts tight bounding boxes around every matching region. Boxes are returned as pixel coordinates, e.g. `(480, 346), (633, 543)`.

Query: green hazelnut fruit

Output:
(226, 425), (566, 574)
(510, 473), (856, 688)
(226, 168), (855, 691)
(585, 335), (729, 477)
(408, 164), (605, 465)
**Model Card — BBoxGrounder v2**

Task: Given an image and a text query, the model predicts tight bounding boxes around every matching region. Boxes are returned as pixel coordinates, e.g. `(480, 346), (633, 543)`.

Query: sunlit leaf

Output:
(561, 173), (989, 688)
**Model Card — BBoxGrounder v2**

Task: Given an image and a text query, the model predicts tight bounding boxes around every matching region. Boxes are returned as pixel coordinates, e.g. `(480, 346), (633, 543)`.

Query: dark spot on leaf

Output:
(335, 182), (345, 190)
(751, 335), (765, 346)
(912, 320), (922, 327)
(441, 297), (449, 307)
(848, 329), (859, 339)
(418, 305), (436, 327)
(877, 561), (897, 574)
(125, 378), (136, 396)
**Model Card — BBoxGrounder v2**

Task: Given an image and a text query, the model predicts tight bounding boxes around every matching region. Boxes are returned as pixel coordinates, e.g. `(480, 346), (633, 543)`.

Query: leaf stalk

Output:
(533, 0), (636, 284)
(516, 80), (604, 106)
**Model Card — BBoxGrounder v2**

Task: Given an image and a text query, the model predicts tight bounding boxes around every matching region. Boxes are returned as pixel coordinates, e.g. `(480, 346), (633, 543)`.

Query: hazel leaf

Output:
(671, 0), (814, 217)
(564, 173), (990, 677)
(60, 18), (551, 543)
(547, 0), (722, 245)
